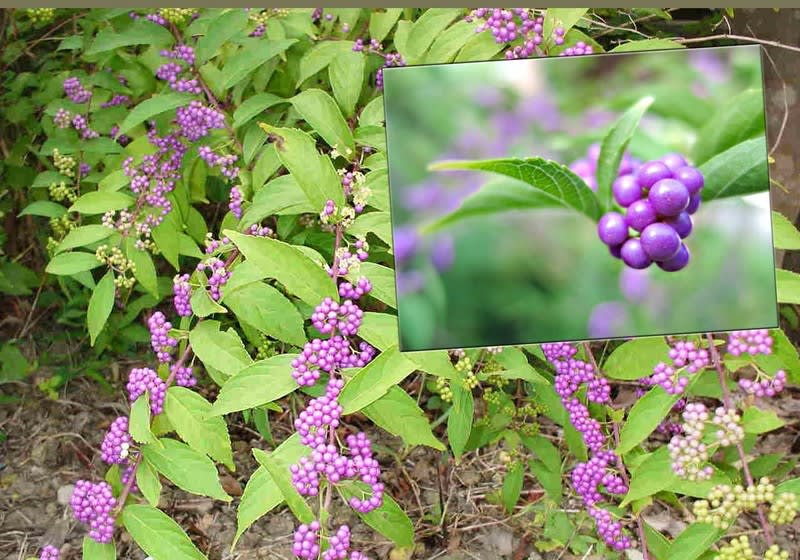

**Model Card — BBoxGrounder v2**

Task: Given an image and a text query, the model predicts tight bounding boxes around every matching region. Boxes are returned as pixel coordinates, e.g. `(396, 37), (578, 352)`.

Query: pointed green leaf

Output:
(164, 387), (234, 470)
(363, 386), (445, 450)
(699, 137), (769, 201)
(189, 320), (253, 377)
(195, 8), (249, 65)
(772, 211), (800, 250)
(129, 392), (155, 444)
(19, 200), (67, 218)
(221, 39), (297, 89)
(692, 89), (765, 165)
(135, 459), (162, 508)
(56, 225), (114, 254)
(329, 49), (365, 118)
(618, 386), (681, 454)
(69, 191), (135, 215)
(603, 336), (671, 380)
(82, 537), (116, 560)
(777, 268), (800, 304)
(336, 481), (414, 546)
(117, 93), (195, 136)
(87, 270), (115, 346)
(610, 39), (685, 53)
(141, 438), (231, 501)
(339, 345), (417, 414)
(45, 252), (103, 276)
(210, 354), (297, 416)
(121, 504), (208, 560)
(448, 381), (474, 461)
(291, 89), (354, 153)
(223, 282), (307, 346)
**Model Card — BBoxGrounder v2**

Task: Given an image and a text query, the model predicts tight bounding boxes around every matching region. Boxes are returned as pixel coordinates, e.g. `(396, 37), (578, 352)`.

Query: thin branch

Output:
(673, 33), (800, 53)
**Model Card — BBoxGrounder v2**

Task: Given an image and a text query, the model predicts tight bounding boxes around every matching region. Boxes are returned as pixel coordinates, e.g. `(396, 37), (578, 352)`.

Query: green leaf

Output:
(125, 239), (159, 298)
(56, 224), (114, 254)
(69, 191), (135, 215)
(359, 96), (385, 127)
(129, 392), (155, 444)
(741, 406), (785, 434)
(424, 19), (476, 64)
(291, 89), (354, 153)
(86, 19), (174, 55)
(190, 288), (226, 318)
(692, 89), (765, 165)
(521, 434), (562, 474)
(336, 481), (414, 546)
(603, 336), (671, 380)
(644, 523), (672, 560)
(87, 270), (115, 346)
(447, 381), (474, 461)
(502, 461), (524, 513)
(665, 523), (723, 560)
(121, 504), (207, 560)
(772, 211), (800, 250)
(345, 262), (396, 308)
(422, 177), (566, 233)
(543, 8), (588, 46)
(699, 137), (769, 201)
(223, 282), (306, 346)
(242, 174), (315, 225)
(455, 30), (506, 62)
(189, 320), (253, 377)
(347, 211), (392, 246)
(222, 39), (297, 89)
(195, 9), (249, 65)
(237, 435), (309, 545)
(621, 448), (677, 506)
(428, 157), (601, 222)
(135, 459), (162, 508)
(18, 200), (67, 218)
(329, 49), (365, 118)
(339, 345), (418, 414)
(117, 93), (195, 136)
(358, 312), (400, 351)
(776, 477), (800, 498)
(404, 8), (463, 64)
(369, 8), (403, 43)
(776, 268), (800, 304)
(164, 387), (234, 470)
(596, 96), (654, 209)
(618, 386), (681, 454)
(610, 39), (686, 53)
(225, 230), (337, 306)
(141, 438), (231, 501)
(297, 40), (352, 86)
(256, 124), (344, 208)
(362, 386), (445, 450)
(210, 354), (297, 416)
(257, 446), (315, 523)
(232, 93), (286, 130)
(45, 251), (102, 276)
(82, 537), (116, 560)
(354, 125), (386, 151)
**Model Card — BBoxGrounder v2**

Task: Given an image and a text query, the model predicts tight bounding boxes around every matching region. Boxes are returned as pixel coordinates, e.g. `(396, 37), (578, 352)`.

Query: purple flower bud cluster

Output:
(156, 46), (201, 94)
(175, 101), (226, 141)
(199, 145), (240, 179)
(79, 163), (91, 177)
(170, 364), (197, 388)
(196, 258), (230, 301)
(571, 451), (631, 551)
(101, 94), (130, 108)
(338, 277), (372, 300)
(148, 311), (177, 363)
(173, 273), (193, 316)
(127, 367), (167, 415)
(668, 402), (713, 481)
(596, 153), (705, 272)
(63, 77), (92, 104)
(375, 52), (405, 90)
(100, 416), (132, 465)
(727, 329), (773, 356)
(228, 186), (243, 219)
(71, 114), (100, 140)
(739, 370), (786, 397)
(465, 9), (545, 59)
(542, 344), (634, 550)
(39, 545), (60, 560)
(311, 297), (364, 337)
(70, 480), (116, 543)
(646, 340), (709, 395)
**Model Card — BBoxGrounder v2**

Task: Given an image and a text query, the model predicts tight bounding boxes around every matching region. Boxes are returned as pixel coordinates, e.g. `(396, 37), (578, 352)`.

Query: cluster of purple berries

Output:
(70, 480), (116, 543)
(199, 145), (240, 180)
(38, 545), (60, 560)
(101, 94), (130, 108)
(71, 114), (100, 140)
(597, 153), (705, 272)
(727, 329), (773, 356)
(148, 311), (177, 363)
(541, 342), (633, 551)
(229, 186), (243, 219)
(311, 297), (364, 337)
(127, 366), (167, 415)
(100, 416), (132, 465)
(739, 370), (786, 398)
(63, 76), (92, 104)
(375, 52), (405, 90)
(646, 340), (710, 395)
(173, 273), (192, 316)
(196, 258), (230, 301)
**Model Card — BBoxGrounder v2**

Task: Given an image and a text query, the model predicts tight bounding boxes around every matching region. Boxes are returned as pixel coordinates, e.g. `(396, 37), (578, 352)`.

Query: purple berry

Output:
(664, 211), (693, 238)
(636, 161), (672, 189)
(660, 152), (688, 173)
(587, 142), (601, 162)
(625, 199), (657, 232)
(612, 174), (642, 207)
(686, 193), (702, 214)
(673, 166), (704, 195)
(640, 222), (682, 262)
(657, 243), (690, 272)
(609, 243), (623, 259)
(648, 178), (690, 217)
(597, 212), (629, 246)
(620, 238), (652, 269)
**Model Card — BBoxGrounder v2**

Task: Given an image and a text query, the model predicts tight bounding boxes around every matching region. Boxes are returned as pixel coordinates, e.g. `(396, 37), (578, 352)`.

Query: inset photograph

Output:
(383, 45), (777, 351)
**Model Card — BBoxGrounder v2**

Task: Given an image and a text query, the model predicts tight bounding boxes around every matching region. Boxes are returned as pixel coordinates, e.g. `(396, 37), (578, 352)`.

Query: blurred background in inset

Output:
(382, 46), (776, 352)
